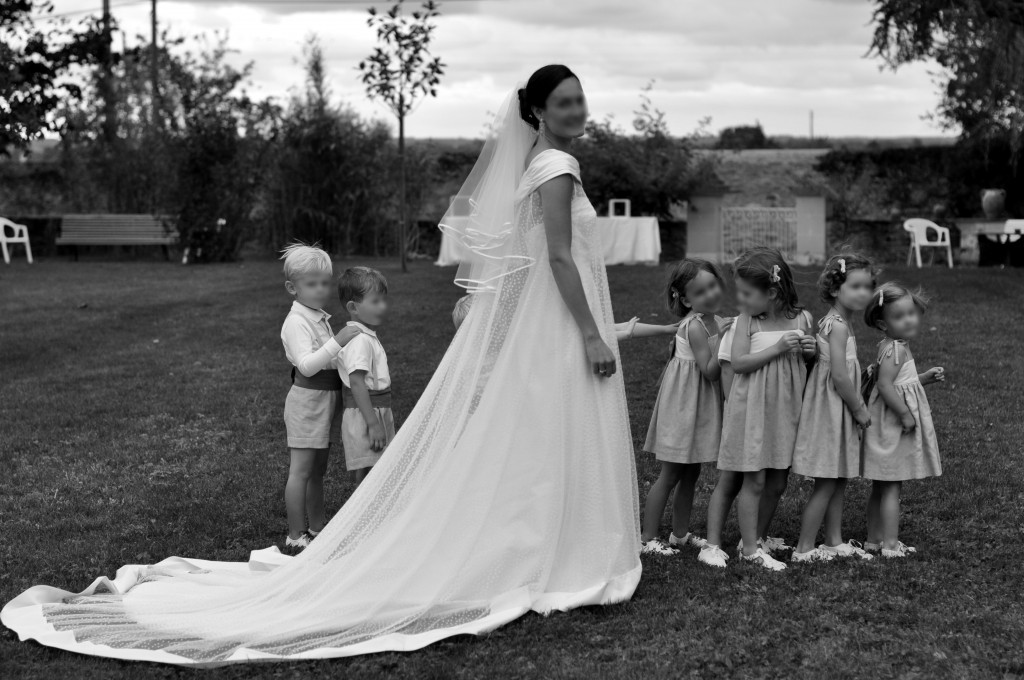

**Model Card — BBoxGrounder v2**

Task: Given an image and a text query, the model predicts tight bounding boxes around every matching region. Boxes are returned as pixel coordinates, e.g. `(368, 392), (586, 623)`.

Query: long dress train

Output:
(1, 148), (642, 665)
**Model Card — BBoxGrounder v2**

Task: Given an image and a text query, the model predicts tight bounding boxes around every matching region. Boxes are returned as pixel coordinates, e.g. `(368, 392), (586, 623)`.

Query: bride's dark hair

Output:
(517, 65), (578, 130)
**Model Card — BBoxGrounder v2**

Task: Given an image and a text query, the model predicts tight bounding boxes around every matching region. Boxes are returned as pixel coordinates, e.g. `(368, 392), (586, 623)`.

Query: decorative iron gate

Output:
(720, 207), (798, 260)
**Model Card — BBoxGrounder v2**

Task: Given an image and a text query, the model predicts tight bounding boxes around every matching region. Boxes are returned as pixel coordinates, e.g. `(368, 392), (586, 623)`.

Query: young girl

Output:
(699, 248), (816, 571)
(791, 254), (875, 563)
(640, 259), (729, 556)
(861, 282), (945, 558)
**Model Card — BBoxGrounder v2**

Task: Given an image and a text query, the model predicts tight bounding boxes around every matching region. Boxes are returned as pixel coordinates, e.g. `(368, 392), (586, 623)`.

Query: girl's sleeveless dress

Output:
(643, 313), (723, 464)
(862, 339), (942, 481)
(718, 311), (812, 472)
(792, 313), (861, 478)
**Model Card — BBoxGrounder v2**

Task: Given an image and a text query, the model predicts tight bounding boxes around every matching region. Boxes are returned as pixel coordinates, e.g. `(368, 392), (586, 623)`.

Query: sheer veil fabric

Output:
(1, 85), (642, 666)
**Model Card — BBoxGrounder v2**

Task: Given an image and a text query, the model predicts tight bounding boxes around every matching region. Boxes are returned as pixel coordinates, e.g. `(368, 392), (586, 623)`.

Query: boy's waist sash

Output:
(341, 384), (392, 408)
(291, 367), (343, 391)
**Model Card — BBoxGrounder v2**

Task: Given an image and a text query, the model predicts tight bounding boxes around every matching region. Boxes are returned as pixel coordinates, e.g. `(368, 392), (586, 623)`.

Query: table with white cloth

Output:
(435, 215), (661, 267)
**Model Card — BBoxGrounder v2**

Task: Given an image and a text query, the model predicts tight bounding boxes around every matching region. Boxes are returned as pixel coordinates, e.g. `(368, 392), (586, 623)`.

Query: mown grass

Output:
(1, 257), (1022, 679)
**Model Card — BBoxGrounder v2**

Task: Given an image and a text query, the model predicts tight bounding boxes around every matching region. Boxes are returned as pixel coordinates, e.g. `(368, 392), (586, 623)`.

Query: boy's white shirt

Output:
(280, 300), (342, 377)
(338, 321), (391, 390)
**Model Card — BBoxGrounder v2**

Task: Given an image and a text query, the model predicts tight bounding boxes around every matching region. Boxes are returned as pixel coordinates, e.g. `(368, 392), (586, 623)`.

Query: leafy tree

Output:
(717, 122), (773, 150)
(0, 1), (99, 156)
(358, 0), (445, 272)
(574, 82), (715, 219)
(869, 0), (1024, 151)
(267, 35), (397, 257)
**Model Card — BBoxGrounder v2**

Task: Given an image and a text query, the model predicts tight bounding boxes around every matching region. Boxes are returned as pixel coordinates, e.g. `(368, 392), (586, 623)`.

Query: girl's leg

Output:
(822, 478), (849, 547)
(670, 464), (702, 538)
(795, 477), (837, 554)
(352, 467), (371, 486)
(305, 448), (330, 533)
(879, 481), (902, 550)
(866, 481), (883, 545)
(757, 468), (789, 540)
(706, 470), (743, 547)
(641, 462), (685, 542)
(737, 470), (766, 557)
(285, 449), (316, 539)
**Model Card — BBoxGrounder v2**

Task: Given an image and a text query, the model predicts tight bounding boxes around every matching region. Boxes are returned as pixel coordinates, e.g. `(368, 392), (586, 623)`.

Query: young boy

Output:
(337, 267), (396, 484)
(279, 243), (359, 551)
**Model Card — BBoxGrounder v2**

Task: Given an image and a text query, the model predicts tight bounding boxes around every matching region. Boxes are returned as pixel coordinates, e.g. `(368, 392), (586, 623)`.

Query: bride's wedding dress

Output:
(1, 88), (641, 666)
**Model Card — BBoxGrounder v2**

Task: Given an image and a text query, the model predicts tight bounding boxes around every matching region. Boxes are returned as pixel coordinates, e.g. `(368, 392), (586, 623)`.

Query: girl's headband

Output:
(877, 288), (884, 305)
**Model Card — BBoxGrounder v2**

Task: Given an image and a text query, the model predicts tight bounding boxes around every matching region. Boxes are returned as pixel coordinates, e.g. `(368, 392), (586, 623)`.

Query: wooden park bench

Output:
(56, 214), (178, 260)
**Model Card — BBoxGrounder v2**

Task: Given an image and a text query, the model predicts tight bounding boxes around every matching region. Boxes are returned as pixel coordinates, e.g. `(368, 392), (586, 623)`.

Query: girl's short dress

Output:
(792, 313), (861, 478)
(718, 311), (812, 472)
(643, 313), (723, 464)
(862, 339), (942, 481)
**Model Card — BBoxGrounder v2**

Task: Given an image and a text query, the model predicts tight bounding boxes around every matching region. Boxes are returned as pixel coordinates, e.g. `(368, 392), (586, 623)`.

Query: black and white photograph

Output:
(1, 0), (1022, 677)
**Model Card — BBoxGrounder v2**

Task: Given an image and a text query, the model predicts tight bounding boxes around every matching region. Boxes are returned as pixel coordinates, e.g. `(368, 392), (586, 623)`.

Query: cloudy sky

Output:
(45, 0), (946, 139)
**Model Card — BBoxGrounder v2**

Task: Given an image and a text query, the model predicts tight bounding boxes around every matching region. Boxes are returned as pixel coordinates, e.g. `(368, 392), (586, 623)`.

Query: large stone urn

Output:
(982, 189), (1006, 219)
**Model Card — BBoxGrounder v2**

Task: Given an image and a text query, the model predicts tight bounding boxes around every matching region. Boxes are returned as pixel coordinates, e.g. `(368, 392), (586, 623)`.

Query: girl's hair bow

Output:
(769, 264), (781, 283)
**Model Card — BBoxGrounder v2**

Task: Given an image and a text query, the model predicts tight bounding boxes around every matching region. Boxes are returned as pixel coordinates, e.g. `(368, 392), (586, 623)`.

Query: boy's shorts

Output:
(284, 386), (343, 449)
(342, 406), (396, 470)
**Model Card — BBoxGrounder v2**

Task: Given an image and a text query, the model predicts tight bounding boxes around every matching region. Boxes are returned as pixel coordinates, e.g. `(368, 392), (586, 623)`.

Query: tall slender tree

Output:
(358, 0), (445, 272)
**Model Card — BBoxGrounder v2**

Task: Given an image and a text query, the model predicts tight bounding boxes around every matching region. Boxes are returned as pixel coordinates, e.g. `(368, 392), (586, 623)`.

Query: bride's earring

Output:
(538, 118), (546, 134)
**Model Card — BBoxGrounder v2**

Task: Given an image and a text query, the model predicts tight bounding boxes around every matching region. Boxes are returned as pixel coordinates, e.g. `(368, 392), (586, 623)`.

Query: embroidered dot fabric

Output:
(1, 150), (642, 666)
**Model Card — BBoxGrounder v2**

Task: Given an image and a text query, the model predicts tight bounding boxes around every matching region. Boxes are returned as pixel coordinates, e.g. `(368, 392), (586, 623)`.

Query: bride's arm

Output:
(538, 175), (617, 378)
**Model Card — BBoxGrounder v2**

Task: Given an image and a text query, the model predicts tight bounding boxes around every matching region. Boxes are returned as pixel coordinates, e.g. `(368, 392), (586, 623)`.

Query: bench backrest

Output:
(58, 214), (178, 244)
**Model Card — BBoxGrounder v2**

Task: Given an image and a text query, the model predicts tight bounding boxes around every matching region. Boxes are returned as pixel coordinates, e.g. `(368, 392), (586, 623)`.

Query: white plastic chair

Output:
(0, 217), (33, 264)
(608, 199), (632, 217)
(903, 218), (952, 268)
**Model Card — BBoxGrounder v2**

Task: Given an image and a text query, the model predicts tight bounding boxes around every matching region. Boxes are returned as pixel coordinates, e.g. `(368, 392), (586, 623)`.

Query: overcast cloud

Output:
(47, 0), (945, 139)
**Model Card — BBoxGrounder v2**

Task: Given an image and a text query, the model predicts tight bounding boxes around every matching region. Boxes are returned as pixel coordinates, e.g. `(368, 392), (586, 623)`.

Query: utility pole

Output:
(150, 0), (160, 128)
(809, 109), (815, 141)
(101, 0), (117, 144)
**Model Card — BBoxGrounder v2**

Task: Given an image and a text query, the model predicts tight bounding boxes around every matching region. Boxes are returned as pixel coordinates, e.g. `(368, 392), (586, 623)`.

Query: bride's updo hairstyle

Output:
(517, 65), (578, 130)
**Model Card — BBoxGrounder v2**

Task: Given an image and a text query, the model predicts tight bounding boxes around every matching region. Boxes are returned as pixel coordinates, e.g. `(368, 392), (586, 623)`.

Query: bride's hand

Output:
(586, 337), (617, 378)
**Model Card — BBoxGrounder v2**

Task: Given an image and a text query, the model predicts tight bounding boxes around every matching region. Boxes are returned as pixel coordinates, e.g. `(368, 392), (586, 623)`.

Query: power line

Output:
(31, 0), (480, 21)
(31, 1), (147, 21)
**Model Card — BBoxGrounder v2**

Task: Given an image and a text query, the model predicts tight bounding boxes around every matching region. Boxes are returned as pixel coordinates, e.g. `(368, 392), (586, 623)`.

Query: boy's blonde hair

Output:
(280, 242), (332, 281)
(452, 294), (473, 329)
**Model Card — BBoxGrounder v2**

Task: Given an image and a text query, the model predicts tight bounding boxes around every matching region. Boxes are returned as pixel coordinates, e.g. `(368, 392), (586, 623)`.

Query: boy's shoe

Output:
(737, 536), (790, 555)
(641, 538), (679, 556)
(669, 532), (708, 549)
(791, 547), (837, 563)
(698, 544), (729, 568)
(820, 540), (874, 560)
(739, 548), (787, 571)
(284, 533), (310, 551)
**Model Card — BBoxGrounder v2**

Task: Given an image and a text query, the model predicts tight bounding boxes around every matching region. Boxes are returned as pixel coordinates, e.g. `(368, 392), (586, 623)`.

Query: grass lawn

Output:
(1, 257), (1023, 679)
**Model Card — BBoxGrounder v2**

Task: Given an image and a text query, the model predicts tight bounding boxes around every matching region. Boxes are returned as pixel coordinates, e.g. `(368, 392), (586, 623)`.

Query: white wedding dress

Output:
(1, 93), (642, 667)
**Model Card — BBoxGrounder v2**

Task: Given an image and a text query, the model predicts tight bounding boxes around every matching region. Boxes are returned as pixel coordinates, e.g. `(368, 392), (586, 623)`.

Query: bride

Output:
(1, 65), (642, 666)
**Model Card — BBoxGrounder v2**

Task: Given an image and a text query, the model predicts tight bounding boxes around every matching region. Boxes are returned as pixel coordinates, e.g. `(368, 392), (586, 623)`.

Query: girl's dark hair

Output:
(665, 258), (725, 317)
(817, 252), (875, 303)
(864, 281), (929, 329)
(733, 247), (802, 318)
(517, 65), (578, 130)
